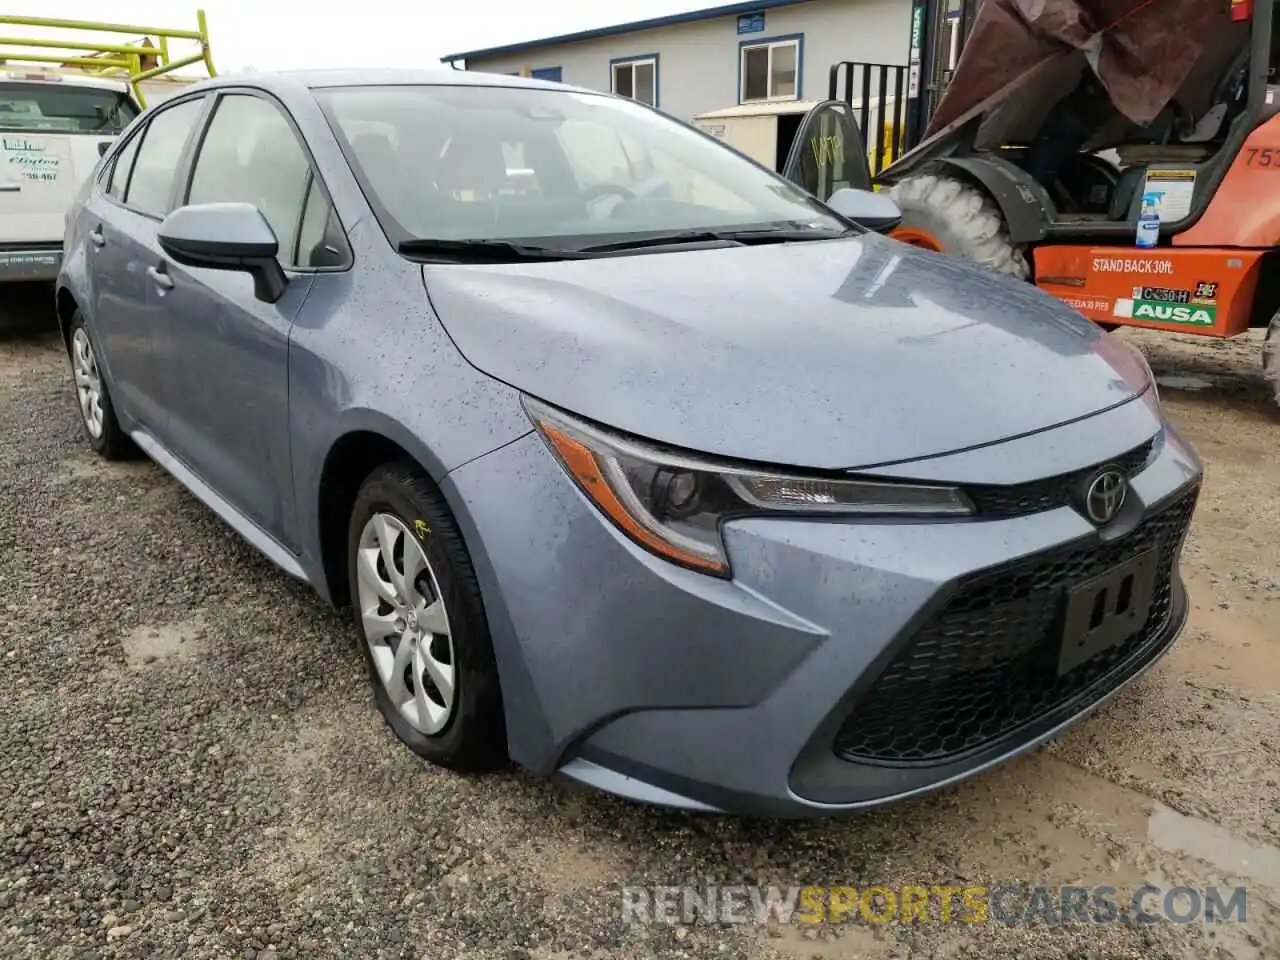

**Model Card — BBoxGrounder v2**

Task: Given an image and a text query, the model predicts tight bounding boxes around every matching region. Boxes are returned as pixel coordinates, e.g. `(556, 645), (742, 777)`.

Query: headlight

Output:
(523, 397), (974, 578)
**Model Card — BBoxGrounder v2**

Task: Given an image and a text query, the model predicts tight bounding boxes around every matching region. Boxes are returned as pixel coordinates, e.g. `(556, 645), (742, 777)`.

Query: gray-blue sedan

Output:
(55, 68), (1202, 817)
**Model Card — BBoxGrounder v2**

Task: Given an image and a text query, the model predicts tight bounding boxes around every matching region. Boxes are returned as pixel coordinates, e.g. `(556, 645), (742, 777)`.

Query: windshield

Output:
(0, 83), (139, 135)
(317, 83), (847, 249)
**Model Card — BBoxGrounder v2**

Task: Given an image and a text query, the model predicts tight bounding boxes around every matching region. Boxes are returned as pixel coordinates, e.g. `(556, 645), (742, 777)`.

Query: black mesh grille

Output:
(0, 241), (61, 253)
(832, 486), (1198, 766)
(965, 439), (1155, 519)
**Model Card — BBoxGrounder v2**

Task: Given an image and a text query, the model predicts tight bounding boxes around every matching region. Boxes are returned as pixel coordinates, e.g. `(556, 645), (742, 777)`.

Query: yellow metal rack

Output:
(0, 9), (216, 107)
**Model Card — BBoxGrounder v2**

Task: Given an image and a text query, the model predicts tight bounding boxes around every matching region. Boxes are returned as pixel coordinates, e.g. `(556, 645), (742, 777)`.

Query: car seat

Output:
(436, 132), (510, 202)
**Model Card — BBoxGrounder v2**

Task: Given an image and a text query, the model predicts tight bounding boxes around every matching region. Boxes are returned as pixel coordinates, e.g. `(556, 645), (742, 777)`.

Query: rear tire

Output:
(1264, 310), (1280, 408)
(888, 173), (1031, 279)
(68, 310), (134, 461)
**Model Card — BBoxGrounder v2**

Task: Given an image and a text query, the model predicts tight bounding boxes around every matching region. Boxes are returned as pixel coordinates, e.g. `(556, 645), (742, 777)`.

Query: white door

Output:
(0, 80), (140, 243)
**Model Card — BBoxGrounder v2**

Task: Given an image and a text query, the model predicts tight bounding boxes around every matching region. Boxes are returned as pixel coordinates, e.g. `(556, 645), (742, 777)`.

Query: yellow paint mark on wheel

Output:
(414, 519), (431, 538)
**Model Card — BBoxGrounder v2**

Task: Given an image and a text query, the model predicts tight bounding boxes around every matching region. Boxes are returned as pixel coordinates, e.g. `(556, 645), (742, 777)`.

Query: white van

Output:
(0, 71), (142, 283)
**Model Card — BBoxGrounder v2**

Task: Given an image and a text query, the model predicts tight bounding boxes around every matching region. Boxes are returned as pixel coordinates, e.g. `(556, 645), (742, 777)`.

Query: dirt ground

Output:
(1, 285), (1277, 959)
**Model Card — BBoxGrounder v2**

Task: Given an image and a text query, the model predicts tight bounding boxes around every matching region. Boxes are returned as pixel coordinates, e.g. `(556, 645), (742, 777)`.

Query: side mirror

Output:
(158, 202), (288, 303)
(825, 187), (903, 234)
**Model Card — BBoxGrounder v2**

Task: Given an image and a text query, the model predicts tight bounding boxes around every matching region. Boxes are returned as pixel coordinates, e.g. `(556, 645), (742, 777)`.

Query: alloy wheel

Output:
(71, 327), (105, 439)
(355, 513), (456, 735)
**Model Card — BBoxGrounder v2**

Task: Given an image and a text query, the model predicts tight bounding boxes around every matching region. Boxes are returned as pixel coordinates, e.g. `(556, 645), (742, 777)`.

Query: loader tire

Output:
(888, 173), (1031, 279)
(1264, 310), (1280, 408)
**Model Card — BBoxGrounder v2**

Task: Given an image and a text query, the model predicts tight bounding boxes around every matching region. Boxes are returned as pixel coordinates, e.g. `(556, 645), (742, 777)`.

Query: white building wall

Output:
(463, 0), (911, 123)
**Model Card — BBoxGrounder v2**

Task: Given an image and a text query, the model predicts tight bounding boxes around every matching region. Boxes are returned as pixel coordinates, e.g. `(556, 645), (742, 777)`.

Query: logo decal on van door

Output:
(2, 136), (62, 183)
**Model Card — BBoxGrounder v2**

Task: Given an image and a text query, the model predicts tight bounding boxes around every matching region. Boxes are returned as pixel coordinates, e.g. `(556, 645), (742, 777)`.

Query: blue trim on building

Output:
(608, 53), (661, 109)
(441, 0), (816, 64)
(530, 67), (563, 82)
(737, 32), (804, 104)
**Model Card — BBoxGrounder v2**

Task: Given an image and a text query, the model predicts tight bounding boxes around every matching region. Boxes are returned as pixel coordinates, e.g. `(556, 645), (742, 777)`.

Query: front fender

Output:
(934, 155), (1055, 245)
(285, 230), (534, 600)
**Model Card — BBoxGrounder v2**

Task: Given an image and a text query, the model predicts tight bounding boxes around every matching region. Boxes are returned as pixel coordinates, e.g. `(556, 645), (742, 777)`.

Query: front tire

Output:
(68, 310), (133, 460)
(888, 173), (1031, 279)
(1264, 309), (1280, 408)
(346, 461), (507, 772)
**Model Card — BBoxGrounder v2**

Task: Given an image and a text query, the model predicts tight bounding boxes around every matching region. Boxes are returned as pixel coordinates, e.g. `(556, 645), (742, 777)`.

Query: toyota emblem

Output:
(1083, 469), (1128, 526)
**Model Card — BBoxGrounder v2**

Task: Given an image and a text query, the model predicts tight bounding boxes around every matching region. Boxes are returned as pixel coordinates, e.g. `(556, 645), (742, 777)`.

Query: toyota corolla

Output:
(55, 69), (1201, 817)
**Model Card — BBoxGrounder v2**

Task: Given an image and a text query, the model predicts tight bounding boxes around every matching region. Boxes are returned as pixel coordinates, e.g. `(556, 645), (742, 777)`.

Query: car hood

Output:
(421, 233), (1150, 471)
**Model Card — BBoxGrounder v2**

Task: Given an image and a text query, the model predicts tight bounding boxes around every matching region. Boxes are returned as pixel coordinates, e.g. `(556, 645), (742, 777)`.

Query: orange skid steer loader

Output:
(876, 0), (1280, 406)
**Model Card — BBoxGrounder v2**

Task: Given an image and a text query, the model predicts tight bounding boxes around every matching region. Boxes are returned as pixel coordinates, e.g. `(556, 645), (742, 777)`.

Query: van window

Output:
(0, 83), (139, 135)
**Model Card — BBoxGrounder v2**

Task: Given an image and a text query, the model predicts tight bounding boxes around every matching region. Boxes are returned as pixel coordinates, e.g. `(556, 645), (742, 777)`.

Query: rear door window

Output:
(0, 82), (139, 135)
(123, 97), (204, 218)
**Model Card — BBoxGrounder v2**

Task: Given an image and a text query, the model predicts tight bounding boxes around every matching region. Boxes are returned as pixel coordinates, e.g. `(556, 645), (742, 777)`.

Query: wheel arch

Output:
(54, 284), (80, 351)
(316, 426), (431, 609)
(312, 411), (501, 610)
(928, 155), (1054, 247)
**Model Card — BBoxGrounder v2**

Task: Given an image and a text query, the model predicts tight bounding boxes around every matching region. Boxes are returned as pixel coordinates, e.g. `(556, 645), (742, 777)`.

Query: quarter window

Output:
(295, 172), (348, 268)
(106, 129), (142, 201)
(611, 58), (657, 107)
(741, 38), (800, 102)
(123, 97), (204, 217)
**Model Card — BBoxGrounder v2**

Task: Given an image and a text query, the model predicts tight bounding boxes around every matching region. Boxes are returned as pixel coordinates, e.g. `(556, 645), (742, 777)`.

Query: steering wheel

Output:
(1159, 99), (1196, 143)
(582, 183), (636, 205)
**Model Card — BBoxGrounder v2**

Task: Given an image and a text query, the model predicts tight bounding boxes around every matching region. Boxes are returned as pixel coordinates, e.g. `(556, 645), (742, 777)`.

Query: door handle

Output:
(146, 264), (174, 290)
(88, 227), (106, 248)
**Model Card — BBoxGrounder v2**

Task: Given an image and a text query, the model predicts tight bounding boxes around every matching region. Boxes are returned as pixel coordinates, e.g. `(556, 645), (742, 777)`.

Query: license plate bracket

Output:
(1058, 549), (1160, 676)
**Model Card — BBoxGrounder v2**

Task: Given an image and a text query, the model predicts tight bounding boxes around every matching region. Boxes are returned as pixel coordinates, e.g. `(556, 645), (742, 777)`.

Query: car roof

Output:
(0, 69), (130, 93)
(180, 67), (603, 100)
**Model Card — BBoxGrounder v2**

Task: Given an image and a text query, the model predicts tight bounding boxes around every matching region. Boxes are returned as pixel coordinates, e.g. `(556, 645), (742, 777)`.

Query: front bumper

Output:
(0, 244), (62, 282)
(444, 406), (1202, 818)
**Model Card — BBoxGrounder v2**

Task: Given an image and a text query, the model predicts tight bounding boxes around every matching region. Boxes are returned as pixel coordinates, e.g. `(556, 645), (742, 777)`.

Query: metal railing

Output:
(828, 61), (909, 177)
(0, 10), (216, 107)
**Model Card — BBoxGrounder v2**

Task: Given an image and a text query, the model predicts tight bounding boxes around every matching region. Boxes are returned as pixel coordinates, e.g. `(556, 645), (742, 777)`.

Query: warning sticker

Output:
(1142, 169), (1196, 222)
(1061, 296), (1112, 314)
(1191, 281), (1218, 305)
(1132, 285), (1190, 304)
(1092, 256), (1175, 275)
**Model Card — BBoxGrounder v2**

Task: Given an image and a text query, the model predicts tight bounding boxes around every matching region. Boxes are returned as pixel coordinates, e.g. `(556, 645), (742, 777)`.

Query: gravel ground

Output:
(2, 283), (1278, 959)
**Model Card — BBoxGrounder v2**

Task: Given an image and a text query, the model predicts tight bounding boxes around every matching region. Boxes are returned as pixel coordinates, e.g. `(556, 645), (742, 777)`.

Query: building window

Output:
(611, 56), (658, 107)
(740, 36), (801, 103)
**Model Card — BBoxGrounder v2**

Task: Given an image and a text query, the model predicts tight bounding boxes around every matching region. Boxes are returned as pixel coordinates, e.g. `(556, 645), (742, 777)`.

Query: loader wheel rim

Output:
(891, 227), (945, 252)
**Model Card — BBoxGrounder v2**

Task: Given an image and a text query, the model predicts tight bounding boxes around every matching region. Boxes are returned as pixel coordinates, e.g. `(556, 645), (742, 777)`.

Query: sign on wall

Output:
(737, 12), (765, 34)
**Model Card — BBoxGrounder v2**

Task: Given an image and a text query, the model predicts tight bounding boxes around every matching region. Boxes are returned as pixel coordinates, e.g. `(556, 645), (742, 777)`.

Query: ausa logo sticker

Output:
(1114, 296), (1215, 326)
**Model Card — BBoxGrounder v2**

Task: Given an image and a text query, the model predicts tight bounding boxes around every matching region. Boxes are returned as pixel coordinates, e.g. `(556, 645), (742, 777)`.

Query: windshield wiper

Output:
(397, 238), (587, 263)
(574, 225), (853, 254)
